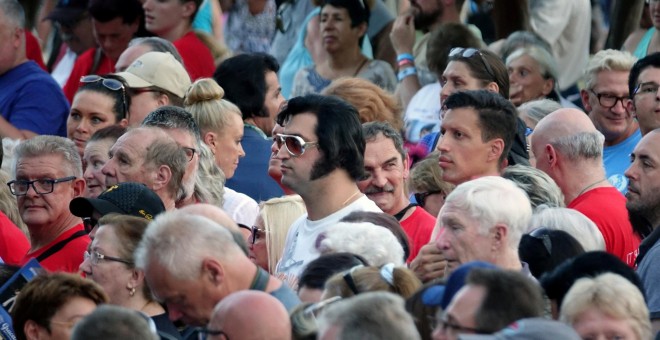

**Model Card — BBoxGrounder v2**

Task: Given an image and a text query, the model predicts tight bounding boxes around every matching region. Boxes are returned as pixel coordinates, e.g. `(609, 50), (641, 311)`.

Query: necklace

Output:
(353, 58), (369, 77)
(576, 178), (607, 197)
(342, 190), (361, 207)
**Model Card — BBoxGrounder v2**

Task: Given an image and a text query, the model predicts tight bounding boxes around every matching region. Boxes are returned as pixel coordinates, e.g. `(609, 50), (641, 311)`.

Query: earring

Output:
(129, 287), (136, 296)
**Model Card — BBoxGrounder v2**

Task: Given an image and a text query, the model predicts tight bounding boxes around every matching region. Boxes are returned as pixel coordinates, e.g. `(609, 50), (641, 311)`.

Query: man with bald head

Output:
(532, 108), (640, 266)
(204, 291), (292, 340)
(179, 203), (250, 252)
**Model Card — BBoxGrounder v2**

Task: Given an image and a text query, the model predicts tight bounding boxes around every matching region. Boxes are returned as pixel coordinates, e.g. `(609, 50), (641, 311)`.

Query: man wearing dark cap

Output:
(44, 0), (96, 87)
(70, 182), (165, 238)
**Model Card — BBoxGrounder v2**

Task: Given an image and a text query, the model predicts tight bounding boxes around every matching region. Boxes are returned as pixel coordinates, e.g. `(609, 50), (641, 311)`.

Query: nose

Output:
(435, 230), (450, 250)
(440, 85), (452, 104)
(76, 119), (90, 134)
(239, 143), (246, 157)
(435, 134), (448, 152)
(611, 98), (628, 114)
(101, 159), (115, 178)
(624, 162), (637, 180)
(142, 0), (153, 10)
(276, 140), (290, 159)
(79, 255), (92, 273)
(371, 169), (387, 188)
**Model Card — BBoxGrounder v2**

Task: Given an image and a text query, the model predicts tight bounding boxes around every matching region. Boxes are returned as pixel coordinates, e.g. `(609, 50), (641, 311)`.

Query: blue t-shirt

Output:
(604, 129), (641, 194)
(0, 61), (69, 136)
(225, 125), (284, 202)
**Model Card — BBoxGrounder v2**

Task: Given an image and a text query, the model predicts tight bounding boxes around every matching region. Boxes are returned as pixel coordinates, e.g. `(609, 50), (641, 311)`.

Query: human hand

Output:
(409, 243), (447, 283)
(390, 13), (416, 55)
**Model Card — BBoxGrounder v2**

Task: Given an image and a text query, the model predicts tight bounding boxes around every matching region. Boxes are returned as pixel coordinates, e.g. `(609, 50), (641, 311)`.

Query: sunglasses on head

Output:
(448, 47), (496, 81)
(275, 134), (319, 157)
(80, 75), (129, 120)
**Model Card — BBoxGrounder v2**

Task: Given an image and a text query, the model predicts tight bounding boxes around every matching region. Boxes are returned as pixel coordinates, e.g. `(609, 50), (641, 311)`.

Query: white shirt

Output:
(222, 187), (260, 227)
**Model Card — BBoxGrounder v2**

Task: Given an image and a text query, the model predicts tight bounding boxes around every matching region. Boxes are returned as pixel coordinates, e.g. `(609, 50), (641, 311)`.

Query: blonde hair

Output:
(194, 143), (225, 207)
(184, 78), (243, 138)
(322, 77), (403, 131)
(0, 169), (28, 236)
(260, 195), (307, 273)
(560, 273), (651, 340)
(583, 49), (637, 90)
(323, 265), (422, 299)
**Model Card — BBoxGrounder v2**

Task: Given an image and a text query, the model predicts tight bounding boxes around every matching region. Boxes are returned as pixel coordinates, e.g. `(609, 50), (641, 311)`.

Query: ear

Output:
(151, 165), (172, 192)
(157, 93), (170, 107)
(491, 224), (508, 250)
(204, 132), (217, 152)
(181, 0), (197, 19)
(402, 155), (410, 180)
(13, 27), (24, 48)
(544, 143), (558, 167)
(201, 258), (224, 286)
(356, 22), (368, 39)
(118, 118), (129, 128)
(24, 320), (44, 340)
(73, 177), (86, 197)
(580, 89), (592, 113)
(129, 268), (144, 290)
(627, 99), (637, 119)
(487, 138), (505, 163)
(542, 78), (555, 97)
(485, 82), (500, 95)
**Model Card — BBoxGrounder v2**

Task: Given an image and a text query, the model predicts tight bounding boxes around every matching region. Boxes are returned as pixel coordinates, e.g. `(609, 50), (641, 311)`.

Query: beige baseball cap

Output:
(115, 51), (191, 98)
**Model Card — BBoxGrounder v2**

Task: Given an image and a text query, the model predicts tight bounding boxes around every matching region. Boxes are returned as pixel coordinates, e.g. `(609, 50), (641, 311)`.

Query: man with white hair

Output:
(135, 211), (300, 327)
(435, 176), (532, 276)
(532, 108), (640, 266)
(202, 291), (292, 340)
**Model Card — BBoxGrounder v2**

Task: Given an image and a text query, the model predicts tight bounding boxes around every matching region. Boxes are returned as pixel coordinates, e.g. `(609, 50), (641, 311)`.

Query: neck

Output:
(299, 173), (362, 221)
(160, 193), (177, 211)
(327, 48), (364, 71)
(28, 215), (81, 250)
(387, 196), (413, 218)
(122, 294), (164, 317)
(160, 24), (190, 42)
(494, 250), (523, 271)
(558, 164), (609, 205)
(244, 118), (269, 136)
(604, 122), (638, 147)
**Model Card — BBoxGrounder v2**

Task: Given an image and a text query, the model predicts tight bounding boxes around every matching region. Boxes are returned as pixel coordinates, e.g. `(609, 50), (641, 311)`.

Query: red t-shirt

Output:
(0, 212), (30, 266)
(401, 206), (436, 263)
(62, 48), (115, 103)
(25, 31), (46, 71)
(174, 31), (215, 81)
(20, 223), (90, 273)
(568, 187), (641, 267)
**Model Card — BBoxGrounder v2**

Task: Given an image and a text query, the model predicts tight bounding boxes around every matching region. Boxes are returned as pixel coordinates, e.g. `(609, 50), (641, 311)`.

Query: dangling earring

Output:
(129, 287), (136, 297)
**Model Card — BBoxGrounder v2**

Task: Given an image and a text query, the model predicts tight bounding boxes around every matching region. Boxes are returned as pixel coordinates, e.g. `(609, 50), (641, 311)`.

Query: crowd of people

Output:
(0, 0), (659, 339)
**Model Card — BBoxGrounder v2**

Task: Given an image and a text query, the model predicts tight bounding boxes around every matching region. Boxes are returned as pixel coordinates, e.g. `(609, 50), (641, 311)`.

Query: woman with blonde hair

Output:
(322, 77), (402, 131)
(249, 195), (307, 273)
(322, 264), (421, 299)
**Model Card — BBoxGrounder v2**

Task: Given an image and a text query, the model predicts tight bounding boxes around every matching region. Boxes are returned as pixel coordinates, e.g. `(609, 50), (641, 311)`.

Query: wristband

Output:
(397, 67), (417, 82)
(398, 59), (415, 69)
(396, 53), (414, 63)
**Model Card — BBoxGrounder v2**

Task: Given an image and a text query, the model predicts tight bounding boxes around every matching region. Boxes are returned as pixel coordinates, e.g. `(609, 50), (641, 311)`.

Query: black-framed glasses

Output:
(448, 47), (496, 82)
(589, 90), (631, 109)
(196, 327), (229, 340)
(80, 75), (128, 119)
(250, 226), (264, 245)
(83, 217), (98, 234)
(414, 191), (444, 208)
(183, 147), (197, 162)
(633, 81), (660, 97)
(84, 250), (133, 266)
(275, 134), (319, 157)
(7, 176), (76, 196)
(433, 312), (486, 335)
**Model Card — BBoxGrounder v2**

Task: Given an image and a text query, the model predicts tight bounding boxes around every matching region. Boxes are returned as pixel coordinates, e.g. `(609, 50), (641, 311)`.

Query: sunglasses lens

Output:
(80, 75), (101, 83)
(102, 79), (123, 91)
(285, 137), (303, 155)
(449, 48), (462, 57)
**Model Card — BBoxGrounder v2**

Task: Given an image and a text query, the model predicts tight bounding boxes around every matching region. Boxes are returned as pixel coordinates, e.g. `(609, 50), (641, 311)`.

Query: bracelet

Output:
(396, 53), (414, 63)
(397, 67), (417, 82)
(398, 59), (415, 69)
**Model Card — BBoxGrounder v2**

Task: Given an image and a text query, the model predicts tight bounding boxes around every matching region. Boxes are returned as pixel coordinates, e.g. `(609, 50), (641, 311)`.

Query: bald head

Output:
(209, 291), (292, 340)
(534, 109), (598, 142)
(180, 204), (239, 231)
(531, 108), (604, 162)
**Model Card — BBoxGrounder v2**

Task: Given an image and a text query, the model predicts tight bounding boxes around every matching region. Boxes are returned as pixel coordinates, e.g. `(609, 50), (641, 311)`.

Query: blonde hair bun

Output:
(184, 78), (225, 106)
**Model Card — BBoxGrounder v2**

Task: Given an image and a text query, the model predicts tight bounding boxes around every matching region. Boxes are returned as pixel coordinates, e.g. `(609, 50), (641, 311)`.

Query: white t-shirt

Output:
(275, 195), (381, 282)
(404, 82), (442, 143)
(223, 187), (260, 227)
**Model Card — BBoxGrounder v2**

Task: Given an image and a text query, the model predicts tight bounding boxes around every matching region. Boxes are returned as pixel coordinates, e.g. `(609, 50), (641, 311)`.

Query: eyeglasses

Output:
(633, 82), (660, 97)
(589, 90), (631, 108)
(250, 226), (265, 245)
(433, 313), (485, 335)
(275, 134), (319, 157)
(7, 176), (76, 196)
(448, 47), (496, 82)
(303, 296), (342, 318)
(83, 217), (98, 234)
(84, 250), (133, 266)
(183, 147), (198, 162)
(197, 327), (229, 340)
(414, 191), (444, 208)
(80, 75), (128, 119)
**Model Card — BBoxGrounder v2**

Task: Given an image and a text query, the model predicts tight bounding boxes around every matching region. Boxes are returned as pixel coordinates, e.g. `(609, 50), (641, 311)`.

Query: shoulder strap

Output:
(249, 267), (270, 292)
(36, 230), (87, 263)
(89, 47), (104, 75)
(394, 203), (418, 221)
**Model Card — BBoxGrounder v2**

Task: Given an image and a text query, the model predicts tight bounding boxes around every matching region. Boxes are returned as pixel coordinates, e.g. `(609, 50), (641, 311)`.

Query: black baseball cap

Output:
(69, 182), (165, 221)
(45, 0), (89, 23)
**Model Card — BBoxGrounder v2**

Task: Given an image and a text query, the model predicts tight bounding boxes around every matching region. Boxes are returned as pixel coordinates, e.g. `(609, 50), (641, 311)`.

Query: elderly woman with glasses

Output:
(290, 0), (396, 96)
(79, 214), (182, 339)
(66, 75), (129, 157)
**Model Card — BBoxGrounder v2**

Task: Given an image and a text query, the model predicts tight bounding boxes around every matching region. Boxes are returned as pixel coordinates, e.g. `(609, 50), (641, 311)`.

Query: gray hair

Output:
(317, 222), (405, 267)
(529, 205), (606, 251)
(506, 46), (559, 85)
(12, 135), (82, 178)
(194, 143), (225, 206)
(0, 0), (25, 29)
(583, 49), (637, 90)
(142, 106), (202, 147)
(317, 292), (421, 340)
(135, 211), (242, 280)
(71, 305), (158, 340)
(442, 176), (532, 249)
(362, 121), (406, 161)
(128, 37), (184, 64)
(141, 130), (188, 202)
(502, 165), (564, 209)
(549, 131), (605, 161)
(518, 99), (562, 128)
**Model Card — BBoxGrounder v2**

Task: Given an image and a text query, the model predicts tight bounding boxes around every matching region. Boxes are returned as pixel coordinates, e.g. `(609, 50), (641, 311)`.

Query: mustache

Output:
(364, 185), (395, 194)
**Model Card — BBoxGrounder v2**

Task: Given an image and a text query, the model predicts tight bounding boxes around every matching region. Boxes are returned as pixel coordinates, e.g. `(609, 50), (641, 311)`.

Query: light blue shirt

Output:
(604, 129), (642, 194)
